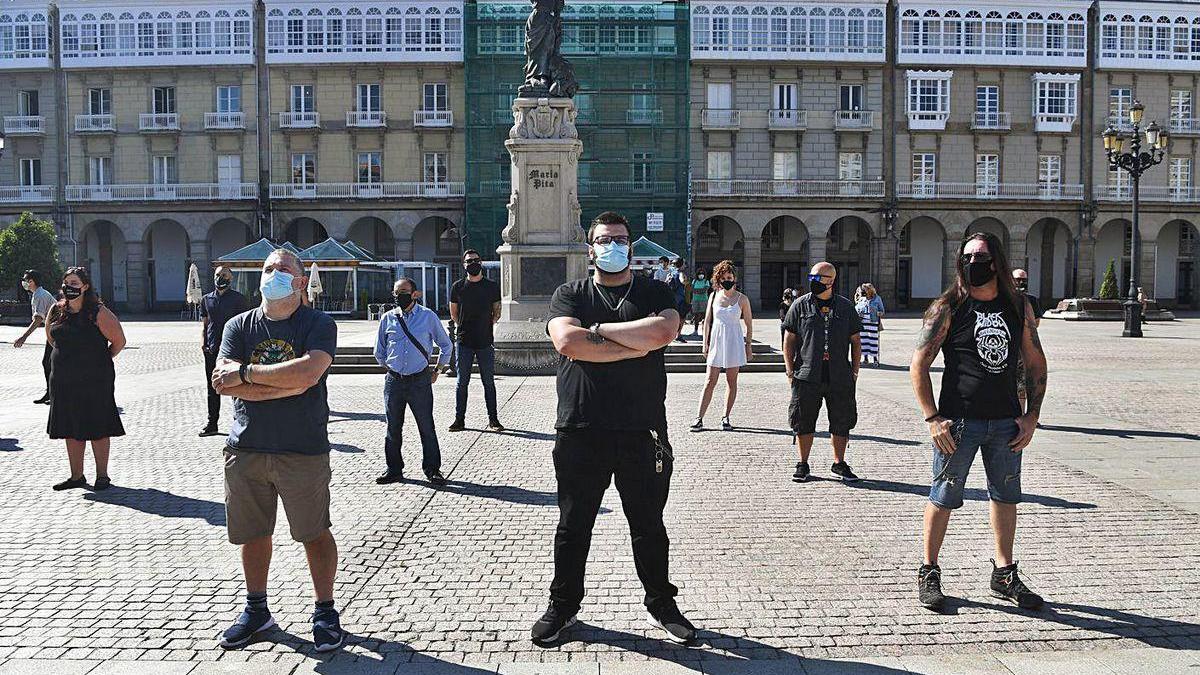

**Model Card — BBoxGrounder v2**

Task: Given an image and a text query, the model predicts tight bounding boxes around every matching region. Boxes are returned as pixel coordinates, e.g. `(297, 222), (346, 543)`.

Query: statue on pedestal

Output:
(518, 0), (579, 99)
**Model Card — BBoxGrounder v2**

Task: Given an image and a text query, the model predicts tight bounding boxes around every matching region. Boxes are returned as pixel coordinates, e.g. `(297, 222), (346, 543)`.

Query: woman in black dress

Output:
(45, 266), (126, 491)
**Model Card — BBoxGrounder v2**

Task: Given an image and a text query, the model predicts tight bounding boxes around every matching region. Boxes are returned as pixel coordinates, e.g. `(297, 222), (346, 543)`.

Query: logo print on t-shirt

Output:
(251, 338), (295, 365)
(973, 311), (1010, 374)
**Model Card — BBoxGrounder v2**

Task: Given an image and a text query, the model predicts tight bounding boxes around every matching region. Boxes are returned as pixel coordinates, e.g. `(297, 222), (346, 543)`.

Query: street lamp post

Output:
(1102, 100), (1168, 338)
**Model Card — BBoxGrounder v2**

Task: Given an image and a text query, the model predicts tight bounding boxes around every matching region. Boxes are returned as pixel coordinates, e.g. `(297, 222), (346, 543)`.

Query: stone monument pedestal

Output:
(493, 97), (589, 375)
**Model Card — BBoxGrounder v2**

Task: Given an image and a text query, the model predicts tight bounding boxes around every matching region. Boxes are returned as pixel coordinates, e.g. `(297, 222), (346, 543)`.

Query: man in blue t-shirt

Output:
(209, 249), (343, 653)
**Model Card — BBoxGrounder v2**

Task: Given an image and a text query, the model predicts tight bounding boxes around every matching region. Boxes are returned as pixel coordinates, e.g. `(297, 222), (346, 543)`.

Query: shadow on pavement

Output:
(556, 622), (906, 673)
(329, 410), (387, 424)
(489, 428), (556, 441)
(948, 597), (1200, 649)
(83, 486), (226, 526)
(868, 363), (943, 373)
(438, 479), (609, 513)
(263, 628), (497, 674)
(843, 478), (1097, 509)
(814, 431), (924, 447)
(0, 437), (24, 451)
(1038, 423), (1200, 442)
(331, 443), (366, 453)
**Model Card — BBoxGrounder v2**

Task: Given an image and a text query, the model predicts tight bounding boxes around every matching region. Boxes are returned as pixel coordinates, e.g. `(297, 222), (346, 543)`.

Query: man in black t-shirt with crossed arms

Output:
(531, 211), (697, 646)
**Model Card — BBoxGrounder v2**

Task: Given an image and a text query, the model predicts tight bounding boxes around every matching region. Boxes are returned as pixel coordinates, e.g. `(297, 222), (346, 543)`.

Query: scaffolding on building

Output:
(464, 0), (690, 259)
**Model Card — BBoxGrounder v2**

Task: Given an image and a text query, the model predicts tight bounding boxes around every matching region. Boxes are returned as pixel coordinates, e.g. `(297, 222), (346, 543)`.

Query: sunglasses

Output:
(961, 253), (994, 264)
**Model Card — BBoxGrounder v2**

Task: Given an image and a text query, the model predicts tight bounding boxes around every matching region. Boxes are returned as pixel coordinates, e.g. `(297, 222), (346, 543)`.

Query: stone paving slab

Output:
(0, 319), (1198, 674)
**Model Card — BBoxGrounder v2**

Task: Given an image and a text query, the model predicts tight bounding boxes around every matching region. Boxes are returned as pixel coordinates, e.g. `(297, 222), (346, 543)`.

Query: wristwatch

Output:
(587, 323), (605, 344)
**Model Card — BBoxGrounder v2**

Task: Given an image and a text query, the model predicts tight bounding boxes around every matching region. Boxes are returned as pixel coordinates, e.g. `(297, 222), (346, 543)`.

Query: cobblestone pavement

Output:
(0, 317), (1198, 674)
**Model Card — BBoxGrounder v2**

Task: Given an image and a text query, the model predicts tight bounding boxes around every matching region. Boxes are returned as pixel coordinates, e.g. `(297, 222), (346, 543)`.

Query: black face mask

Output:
(720, 280), (735, 291)
(394, 292), (413, 309)
(809, 279), (828, 295)
(465, 262), (483, 277)
(62, 285), (82, 299)
(967, 262), (996, 287)
(215, 277), (231, 290)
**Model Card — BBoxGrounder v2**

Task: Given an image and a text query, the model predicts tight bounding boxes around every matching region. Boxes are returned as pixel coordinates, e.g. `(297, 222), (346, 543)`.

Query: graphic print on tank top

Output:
(973, 311), (1011, 374)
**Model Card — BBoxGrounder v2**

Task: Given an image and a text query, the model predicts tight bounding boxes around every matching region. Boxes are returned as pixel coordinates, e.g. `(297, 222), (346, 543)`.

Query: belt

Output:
(387, 368), (429, 380)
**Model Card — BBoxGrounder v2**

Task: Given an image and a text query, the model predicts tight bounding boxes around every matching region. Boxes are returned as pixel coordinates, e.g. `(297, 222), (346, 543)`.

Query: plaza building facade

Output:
(0, 0), (1198, 313)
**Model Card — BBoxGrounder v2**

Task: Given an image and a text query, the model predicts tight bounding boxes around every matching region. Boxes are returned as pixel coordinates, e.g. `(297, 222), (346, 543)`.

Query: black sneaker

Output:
(488, 419), (506, 432)
(721, 417), (733, 431)
(647, 603), (697, 644)
(219, 607), (276, 649)
(918, 563), (946, 610)
(425, 471), (448, 486)
(33, 394), (50, 405)
(991, 561), (1044, 610)
(375, 471), (404, 485)
(831, 461), (860, 482)
(689, 418), (703, 432)
(792, 462), (810, 483)
(53, 476), (87, 491)
(93, 476), (112, 491)
(530, 604), (577, 646)
(448, 419), (466, 432)
(312, 606), (345, 652)
(198, 425), (219, 437)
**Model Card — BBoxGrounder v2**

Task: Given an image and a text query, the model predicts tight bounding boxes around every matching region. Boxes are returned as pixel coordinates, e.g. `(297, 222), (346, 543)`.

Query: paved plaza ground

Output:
(0, 315), (1198, 674)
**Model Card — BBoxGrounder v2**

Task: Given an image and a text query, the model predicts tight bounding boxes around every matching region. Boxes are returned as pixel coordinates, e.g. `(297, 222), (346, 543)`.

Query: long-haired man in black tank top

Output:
(909, 232), (1048, 612)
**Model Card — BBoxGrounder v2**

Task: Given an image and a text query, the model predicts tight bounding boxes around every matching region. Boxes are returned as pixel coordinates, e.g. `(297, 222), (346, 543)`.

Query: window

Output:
(1109, 87), (1132, 126)
(17, 90), (38, 116)
(357, 83), (381, 112)
(707, 81), (732, 110)
(1170, 157), (1192, 198)
(707, 151), (731, 179)
(839, 151), (862, 195)
(357, 151), (382, 184)
(839, 84), (863, 111)
(912, 153), (936, 195)
(217, 154), (241, 184)
(906, 72), (951, 127)
(152, 86), (175, 114)
(772, 151), (797, 180)
(88, 88), (111, 115)
(632, 152), (653, 190)
(1107, 164), (1130, 198)
(423, 152), (448, 184)
(422, 83), (446, 111)
(291, 153), (315, 185)
(217, 85), (240, 113)
(975, 85), (999, 126)
(975, 154), (998, 196)
(1038, 155), (1061, 196)
(152, 155), (177, 184)
(1033, 75), (1078, 129)
(630, 83), (655, 112)
(1171, 90), (1193, 128)
(774, 83), (796, 111)
(89, 157), (112, 186)
(290, 84), (314, 112)
(19, 158), (41, 186)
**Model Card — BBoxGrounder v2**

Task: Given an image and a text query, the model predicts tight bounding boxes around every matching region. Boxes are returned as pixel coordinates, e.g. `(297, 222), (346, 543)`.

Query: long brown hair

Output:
(925, 232), (1022, 321)
(48, 266), (103, 326)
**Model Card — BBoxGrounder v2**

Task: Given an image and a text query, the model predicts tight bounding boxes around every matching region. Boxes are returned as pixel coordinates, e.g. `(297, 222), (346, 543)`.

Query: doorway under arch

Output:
(145, 219), (190, 310)
(347, 217), (396, 259)
(695, 215), (744, 279)
(1155, 219), (1199, 308)
(760, 215), (809, 307)
(1026, 218), (1071, 303)
(826, 216), (872, 297)
(898, 217), (946, 307)
(283, 218), (328, 250)
(77, 220), (128, 306)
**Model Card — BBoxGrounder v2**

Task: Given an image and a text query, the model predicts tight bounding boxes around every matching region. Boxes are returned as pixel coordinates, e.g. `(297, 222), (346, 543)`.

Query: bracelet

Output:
(239, 363), (249, 385)
(924, 413), (941, 423)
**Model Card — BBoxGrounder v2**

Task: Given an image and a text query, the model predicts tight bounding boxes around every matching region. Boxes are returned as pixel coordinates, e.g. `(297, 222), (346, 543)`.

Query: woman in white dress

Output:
(692, 260), (753, 431)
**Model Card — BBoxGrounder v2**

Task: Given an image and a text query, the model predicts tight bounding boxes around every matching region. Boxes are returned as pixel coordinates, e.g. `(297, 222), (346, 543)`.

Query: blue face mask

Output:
(592, 242), (629, 274)
(260, 270), (296, 301)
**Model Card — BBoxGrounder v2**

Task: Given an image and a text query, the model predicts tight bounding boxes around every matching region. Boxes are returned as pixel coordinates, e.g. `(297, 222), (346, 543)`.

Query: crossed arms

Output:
(547, 310), (680, 363)
(212, 350), (333, 401)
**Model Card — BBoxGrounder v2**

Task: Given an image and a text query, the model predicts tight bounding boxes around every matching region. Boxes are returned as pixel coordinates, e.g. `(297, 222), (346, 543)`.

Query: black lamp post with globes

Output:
(1102, 100), (1169, 338)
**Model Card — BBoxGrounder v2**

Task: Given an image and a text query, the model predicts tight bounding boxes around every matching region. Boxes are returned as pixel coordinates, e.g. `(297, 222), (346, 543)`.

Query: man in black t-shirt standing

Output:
(911, 233), (1048, 613)
(449, 249), (504, 432)
(531, 211), (696, 646)
(1011, 268), (1041, 410)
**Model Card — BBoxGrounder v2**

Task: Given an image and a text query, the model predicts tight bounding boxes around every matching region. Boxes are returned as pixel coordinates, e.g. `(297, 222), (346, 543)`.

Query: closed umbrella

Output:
(307, 262), (323, 306)
(185, 263), (204, 320)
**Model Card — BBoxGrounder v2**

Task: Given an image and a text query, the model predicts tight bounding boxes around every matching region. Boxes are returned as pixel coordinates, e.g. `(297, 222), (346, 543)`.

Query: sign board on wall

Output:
(646, 212), (664, 232)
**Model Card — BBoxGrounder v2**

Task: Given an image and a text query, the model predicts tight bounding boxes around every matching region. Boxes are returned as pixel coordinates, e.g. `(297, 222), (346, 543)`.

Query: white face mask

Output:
(21, 280), (32, 291)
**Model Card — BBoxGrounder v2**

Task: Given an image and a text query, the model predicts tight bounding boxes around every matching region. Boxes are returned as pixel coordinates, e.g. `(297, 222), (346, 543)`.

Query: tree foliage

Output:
(1098, 259), (1119, 300)
(0, 212), (63, 297)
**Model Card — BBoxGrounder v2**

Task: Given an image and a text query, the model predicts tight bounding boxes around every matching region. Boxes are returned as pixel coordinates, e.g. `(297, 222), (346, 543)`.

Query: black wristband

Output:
(924, 413), (941, 423)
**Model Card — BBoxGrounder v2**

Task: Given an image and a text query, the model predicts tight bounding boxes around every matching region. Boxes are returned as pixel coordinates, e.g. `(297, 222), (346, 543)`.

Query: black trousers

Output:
(550, 429), (678, 615)
(204, 350), (220, 426)
(41, 343), (52, 395)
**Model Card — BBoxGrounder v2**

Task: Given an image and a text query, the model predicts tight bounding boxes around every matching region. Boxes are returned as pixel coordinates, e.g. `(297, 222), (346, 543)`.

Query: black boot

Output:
(990, 560), (1043, 610)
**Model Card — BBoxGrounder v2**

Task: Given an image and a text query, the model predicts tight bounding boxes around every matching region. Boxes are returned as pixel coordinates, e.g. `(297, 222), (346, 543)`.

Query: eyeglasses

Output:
(808, 273), (831, 282)
(592, 235), (630, 245)
(463, 258), (482, 264)
(961, 253), (994, 264)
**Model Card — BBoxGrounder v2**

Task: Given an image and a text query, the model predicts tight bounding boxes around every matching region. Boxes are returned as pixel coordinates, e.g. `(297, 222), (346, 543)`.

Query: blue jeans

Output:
(455, 344), (498, 421)
(383, 370), (440, 475)
(929, 418), (1022, 510)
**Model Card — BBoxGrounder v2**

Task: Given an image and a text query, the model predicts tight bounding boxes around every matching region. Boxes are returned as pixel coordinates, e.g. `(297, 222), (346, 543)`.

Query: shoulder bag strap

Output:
(395, 312), (431, 363)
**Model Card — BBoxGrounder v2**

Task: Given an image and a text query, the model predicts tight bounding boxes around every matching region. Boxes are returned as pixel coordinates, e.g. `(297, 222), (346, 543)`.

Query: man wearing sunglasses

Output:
(449, 249), (504, 432)
(782, 262), (863, 484)
(910, 233), (1048, 613)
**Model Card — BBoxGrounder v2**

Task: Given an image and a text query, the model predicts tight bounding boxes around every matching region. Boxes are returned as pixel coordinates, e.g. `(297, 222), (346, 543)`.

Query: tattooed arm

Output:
(1011, 297), (1047, 452)
(911, 301), (957, 454)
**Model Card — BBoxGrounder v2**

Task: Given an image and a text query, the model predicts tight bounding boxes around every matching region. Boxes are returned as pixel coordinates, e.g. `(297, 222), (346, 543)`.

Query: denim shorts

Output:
(928, 418), (1022, 510)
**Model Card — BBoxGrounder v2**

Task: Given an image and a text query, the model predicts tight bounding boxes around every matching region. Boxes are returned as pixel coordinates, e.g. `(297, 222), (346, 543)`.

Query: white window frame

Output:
(88, 156), (112, 186)
(1170, 157), (1191, 199)
(707, 150), (732, 194)
(632, 151), (654, 190)
(17, 90), (39, 116)
(1038, 154), (1062, 197)
(423, 152), (448, 185)
(357, 151), (382, 185)
(839, 83), (863, 112)
(839, 151), (863, 195)
(912, 152), (936, 195)
(217, 85), (240, 113)
(291, 153), (316, 185)
(357, 83), (382, 112)
(1107, 164), (1131, 199)
(19, 158), (41, 186)
(1109, 87), (1132, 128)
(152, 155), (177, 185)
(422, 82), (447, 111)
(905, 70), (951, 130)
(1171, 90), (1193, 131)
(975, 153), (998, 196)
(1032, 73), (1079, 132)
(290, 84), (314, 113)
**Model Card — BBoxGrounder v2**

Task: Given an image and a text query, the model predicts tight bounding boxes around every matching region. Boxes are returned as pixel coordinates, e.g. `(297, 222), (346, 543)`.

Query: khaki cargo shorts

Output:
(223, 448), (332, 545)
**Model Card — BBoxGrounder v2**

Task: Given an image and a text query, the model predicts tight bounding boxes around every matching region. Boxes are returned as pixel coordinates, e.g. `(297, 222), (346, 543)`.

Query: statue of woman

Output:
(519, 0), (576, 98)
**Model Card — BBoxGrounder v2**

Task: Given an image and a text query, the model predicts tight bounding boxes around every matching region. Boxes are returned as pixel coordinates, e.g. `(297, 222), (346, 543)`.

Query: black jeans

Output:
(550, 429), (678, 615)
(204, 350), (220, 426)
(383, 370), (441, 475)
(41, 342), (52, 396)
(455, 344), (498, 421)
